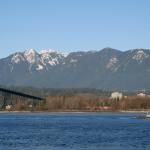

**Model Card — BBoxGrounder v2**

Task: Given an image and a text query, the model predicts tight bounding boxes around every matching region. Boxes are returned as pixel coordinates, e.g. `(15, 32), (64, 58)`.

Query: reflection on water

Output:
(0, 112), (150, 150)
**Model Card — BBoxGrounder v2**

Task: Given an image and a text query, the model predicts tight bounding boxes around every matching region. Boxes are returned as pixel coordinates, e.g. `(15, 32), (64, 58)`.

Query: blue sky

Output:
(0, 0), (150, 58)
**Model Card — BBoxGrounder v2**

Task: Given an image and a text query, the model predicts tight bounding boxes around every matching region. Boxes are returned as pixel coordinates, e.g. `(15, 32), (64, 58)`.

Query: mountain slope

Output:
(0, 48), (150, 90)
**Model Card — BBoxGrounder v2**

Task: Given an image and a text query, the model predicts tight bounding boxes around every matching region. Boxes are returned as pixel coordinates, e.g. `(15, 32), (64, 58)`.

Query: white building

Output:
(5, 105), (12, 110)
(111, 92), (123, 100)
(137, 93), (146, 97)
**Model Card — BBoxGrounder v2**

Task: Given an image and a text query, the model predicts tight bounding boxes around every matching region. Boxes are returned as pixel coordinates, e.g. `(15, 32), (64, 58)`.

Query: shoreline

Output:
(0, 110), (148, 113)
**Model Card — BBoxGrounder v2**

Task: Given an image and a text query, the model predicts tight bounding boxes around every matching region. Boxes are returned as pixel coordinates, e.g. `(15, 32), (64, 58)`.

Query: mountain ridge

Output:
(0, 47), (150, 91)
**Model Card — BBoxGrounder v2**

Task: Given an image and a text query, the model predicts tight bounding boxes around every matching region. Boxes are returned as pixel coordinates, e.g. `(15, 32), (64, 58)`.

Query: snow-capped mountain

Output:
(9, 49), (67, 72)
(0, 48), (150, 90)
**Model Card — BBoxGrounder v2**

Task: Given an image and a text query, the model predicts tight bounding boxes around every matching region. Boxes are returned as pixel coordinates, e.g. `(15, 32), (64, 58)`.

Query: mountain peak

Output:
(24, 48), (36, 55)
(39, 49), (68, 57)
(24, 49), (39, 64)
(11, 53), (25, 64)
(132, 49), (149, 63)
(101, 47), (116, 51)
(100, 47), (121, 53)
(39, 49), (56, 54)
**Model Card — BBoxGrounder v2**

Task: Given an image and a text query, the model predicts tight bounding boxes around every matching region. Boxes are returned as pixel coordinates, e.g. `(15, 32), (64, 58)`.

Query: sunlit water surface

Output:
(0, 112), (150, 150)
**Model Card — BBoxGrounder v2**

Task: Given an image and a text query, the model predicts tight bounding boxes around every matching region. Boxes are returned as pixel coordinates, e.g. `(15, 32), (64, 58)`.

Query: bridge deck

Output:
(0, 87), (44, 101)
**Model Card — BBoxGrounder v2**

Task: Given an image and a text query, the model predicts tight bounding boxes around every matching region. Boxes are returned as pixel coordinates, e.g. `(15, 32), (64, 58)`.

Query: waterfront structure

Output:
(5, 105), (12, 110)
(111, 92), (123, 100)
(137, 93), (146, 97)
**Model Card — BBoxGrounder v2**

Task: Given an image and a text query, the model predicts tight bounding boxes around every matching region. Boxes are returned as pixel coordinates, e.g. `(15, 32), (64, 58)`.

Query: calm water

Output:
(0, 112), (150, 150)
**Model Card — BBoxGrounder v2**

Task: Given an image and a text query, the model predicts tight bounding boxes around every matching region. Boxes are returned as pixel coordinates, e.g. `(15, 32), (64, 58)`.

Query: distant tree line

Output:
(1, 85), (150, 111)
(1, 86), (112, 97)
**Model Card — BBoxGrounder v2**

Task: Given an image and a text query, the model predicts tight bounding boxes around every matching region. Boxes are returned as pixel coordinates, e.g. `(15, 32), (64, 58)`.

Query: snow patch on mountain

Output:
(9, 49), (68, 70)
(40, 51), (52, 66)
(48, 59), (58, 66)
(36, 64), (44, 70)
(107, 57), (118, 70)
(70, 58), (78, 63)
(24, 49), (40, 64)
(11, 53), (25, 64)
(40, 49), (68, 57)
(9, 64), (14, 72)
(132, 50), (149, 63)
(40, 50), (63, 66)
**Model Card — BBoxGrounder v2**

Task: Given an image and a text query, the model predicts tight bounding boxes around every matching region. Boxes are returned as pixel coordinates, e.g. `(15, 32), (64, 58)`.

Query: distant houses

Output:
(110, 91), (150, 100)
(137, 93), (146, 97)
(111, 92), (123, 100)
(5, 105), (12, 110)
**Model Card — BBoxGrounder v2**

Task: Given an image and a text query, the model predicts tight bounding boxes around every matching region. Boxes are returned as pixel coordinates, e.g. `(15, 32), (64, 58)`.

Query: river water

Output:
(0, 112), (150, 150)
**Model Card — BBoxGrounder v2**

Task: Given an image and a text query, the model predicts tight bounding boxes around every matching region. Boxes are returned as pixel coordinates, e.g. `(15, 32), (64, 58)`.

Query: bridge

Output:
(0, 87), (45, 110)
(0, 87), (44, 100)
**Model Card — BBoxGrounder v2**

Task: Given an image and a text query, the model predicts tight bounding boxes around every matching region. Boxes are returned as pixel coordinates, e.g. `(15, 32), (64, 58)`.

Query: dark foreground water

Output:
(0, 112), (150, 150)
